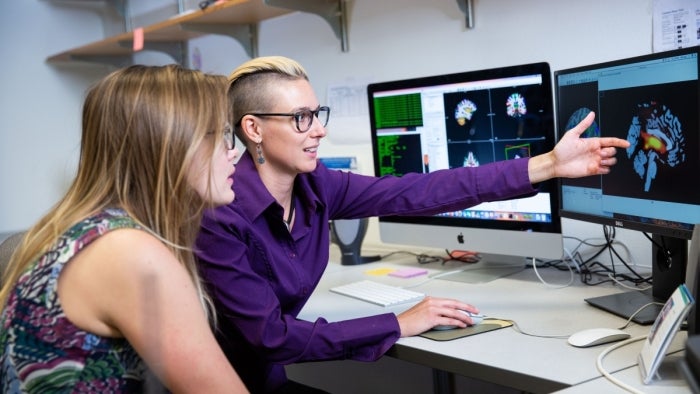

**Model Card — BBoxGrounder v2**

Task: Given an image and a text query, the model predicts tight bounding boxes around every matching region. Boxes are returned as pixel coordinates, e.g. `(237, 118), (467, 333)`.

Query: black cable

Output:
(572, 225), (649, 287)
(377, 250), (444, 264)
(604, 225), (617, 279)
(376, 249), (481, 265)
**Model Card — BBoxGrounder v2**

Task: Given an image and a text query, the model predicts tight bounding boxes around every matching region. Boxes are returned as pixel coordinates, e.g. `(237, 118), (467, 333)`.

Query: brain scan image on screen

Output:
(454, 99), (477, 126)
(566, 107), (600, 138)
(505, 144), (531, 160)
(626, 101), (686, 192)
(506, 93), (527, 118)
(463, 151), (479, 167)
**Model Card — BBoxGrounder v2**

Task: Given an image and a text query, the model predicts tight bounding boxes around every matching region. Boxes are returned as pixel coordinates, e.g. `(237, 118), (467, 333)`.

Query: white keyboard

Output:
(330, 280), (425, 307)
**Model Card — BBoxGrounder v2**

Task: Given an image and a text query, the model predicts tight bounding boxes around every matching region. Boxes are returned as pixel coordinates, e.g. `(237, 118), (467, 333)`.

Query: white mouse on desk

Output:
(567, 327), (631, 348)
(432, 310), (485, 331)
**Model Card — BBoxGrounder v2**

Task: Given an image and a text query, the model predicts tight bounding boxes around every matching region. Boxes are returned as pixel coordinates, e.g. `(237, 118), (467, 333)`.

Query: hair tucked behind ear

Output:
(0, 65), (229, 323)
(227, 56), (309, 144)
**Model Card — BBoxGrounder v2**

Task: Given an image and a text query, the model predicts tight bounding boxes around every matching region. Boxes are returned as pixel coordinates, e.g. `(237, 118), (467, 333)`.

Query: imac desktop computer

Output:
(367, 62), (562, 282)
(554, 46), (700, 330)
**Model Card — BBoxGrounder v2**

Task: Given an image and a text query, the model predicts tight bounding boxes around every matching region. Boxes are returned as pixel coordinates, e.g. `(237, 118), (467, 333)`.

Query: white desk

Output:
(297, 250), (690, 393)
(554, 350), (690, 393)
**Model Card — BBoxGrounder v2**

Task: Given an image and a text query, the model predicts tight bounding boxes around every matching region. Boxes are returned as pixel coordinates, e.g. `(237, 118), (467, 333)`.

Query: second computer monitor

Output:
(555, 46), (700, 325)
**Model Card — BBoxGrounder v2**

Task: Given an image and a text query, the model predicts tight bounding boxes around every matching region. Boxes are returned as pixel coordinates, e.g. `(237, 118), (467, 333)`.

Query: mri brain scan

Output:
(626, 101), (686, 192)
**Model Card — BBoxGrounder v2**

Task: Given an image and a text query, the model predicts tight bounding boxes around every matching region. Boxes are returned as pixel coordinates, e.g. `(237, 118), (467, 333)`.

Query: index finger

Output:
(598, 137), (630, 149)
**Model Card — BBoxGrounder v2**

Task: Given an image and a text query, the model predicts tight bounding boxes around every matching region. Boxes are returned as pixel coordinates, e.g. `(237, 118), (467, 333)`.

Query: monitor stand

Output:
(432, 253), (527, 284)
(585, 234), (688, 325)
(584, 289), (661, 325)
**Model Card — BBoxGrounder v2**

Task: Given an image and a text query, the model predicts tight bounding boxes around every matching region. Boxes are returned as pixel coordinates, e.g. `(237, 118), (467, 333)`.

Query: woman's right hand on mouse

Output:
(396, 296), (479, 336)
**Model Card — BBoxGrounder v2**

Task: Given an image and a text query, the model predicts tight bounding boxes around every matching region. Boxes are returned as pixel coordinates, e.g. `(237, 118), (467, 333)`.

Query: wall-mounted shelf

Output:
(46, 0), (349, 67)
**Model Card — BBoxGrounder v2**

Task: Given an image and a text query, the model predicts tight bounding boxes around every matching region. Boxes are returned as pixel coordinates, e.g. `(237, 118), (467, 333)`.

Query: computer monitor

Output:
(554, 46), (700, 329)
(367, 62), (562, 278)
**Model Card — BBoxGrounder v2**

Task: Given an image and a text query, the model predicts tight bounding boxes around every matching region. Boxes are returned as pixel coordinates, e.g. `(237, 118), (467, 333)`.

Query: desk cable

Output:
(595, 335), (647, 394)
(531, 254), (575, 289)
(502, 319), (569, 339)
(590, 303), (657, 393)
(502, 302), (659, 340)
(563, 230), (652, 289)
(616, 302), (664, 330)
(607, 273), (652, 292)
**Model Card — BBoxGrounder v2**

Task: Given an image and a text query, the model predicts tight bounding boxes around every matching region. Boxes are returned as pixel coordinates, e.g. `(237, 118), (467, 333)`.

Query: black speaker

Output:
(651, 234), (688, 301)
(330, 218), (381, 265)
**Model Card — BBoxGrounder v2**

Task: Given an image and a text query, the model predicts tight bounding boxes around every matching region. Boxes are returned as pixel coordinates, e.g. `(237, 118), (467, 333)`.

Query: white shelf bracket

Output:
(44, 0), (131, 35)
(181, 22), (259, 58)
(265, 0), (349, 52)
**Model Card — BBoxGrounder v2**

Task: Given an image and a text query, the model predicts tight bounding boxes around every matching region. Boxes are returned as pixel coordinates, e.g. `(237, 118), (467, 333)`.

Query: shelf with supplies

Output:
(45, 0), (349, 67)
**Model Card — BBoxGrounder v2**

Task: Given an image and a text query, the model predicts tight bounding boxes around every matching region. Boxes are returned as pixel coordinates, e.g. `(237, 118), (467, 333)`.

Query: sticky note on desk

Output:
(364, 267), (395, 276)
(388, 268), (428, 278)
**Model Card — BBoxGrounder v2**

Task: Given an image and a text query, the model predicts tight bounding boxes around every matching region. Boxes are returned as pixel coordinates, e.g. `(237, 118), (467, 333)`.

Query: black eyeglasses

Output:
(238, 106), (330, 133)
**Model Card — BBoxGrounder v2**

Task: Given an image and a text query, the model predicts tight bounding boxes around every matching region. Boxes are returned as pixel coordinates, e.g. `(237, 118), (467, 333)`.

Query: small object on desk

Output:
(388, 267), (428, 278)
(329, 280), (425, 307)
(447, 250), (481, 263)
(364, 267), (395, 276)
(567, 327), (631, 348)
(432, 310), (485, 331)
(639, 283), (694, 384)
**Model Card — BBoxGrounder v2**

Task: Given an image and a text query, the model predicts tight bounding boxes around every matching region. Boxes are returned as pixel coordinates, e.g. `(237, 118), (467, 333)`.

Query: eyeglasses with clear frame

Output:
(222, 123), (234, 150)
(209, 123), (234, 150)
(237, 106), (330, 133)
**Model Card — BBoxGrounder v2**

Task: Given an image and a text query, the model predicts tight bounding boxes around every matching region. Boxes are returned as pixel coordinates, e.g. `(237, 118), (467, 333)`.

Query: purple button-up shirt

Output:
(195, 152), (536, 392)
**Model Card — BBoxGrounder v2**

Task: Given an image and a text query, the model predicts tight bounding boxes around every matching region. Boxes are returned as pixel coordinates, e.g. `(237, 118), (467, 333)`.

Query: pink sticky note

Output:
(388, 268), (428, 278)
(133, 27), (144, 51)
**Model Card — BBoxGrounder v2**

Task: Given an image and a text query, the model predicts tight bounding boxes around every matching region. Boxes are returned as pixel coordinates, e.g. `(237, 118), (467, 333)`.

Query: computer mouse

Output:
(432, 310), (484, 331)
(567, 328), (631, 348)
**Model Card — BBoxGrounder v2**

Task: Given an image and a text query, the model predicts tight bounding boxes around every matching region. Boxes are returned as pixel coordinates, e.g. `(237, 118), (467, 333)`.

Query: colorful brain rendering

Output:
(506, 93), (527, 118)
(626, 101), (685, 192)
(463, 151), (479, 167)
(455, 99), (477, 126)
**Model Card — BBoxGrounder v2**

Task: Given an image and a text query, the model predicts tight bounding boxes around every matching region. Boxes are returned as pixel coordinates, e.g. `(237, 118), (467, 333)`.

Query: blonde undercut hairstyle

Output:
(227, 56), (309, 144)
(0, 65), (229, 322)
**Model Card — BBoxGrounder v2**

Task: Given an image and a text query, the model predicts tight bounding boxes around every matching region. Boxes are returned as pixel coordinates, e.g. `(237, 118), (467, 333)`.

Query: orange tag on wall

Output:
(133, 27), (144, 51)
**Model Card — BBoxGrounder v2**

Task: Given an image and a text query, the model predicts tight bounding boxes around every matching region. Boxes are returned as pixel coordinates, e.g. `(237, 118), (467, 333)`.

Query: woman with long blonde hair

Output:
(0, 65), (247, 393)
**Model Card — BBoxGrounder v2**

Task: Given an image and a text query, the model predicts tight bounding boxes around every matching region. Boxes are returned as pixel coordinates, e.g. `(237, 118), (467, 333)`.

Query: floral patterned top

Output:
(0, 209), (147, 393)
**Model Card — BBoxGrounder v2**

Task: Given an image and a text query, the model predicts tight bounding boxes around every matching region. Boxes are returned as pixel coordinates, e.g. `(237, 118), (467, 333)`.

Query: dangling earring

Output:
(256, 142), (265, 164)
